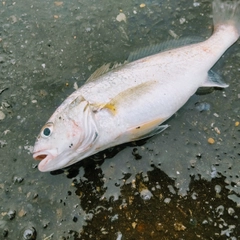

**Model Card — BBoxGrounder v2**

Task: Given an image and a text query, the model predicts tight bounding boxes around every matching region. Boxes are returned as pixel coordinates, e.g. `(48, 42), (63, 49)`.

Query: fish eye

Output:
(41, 122), (54, 138)
(43, 127), (51, 136)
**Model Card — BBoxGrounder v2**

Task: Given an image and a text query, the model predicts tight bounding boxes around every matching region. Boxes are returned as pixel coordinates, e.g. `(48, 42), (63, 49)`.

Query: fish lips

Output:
(33, 150), (58, 172)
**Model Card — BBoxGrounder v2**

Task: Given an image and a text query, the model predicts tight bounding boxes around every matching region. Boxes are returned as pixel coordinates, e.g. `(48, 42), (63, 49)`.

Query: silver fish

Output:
(33, 0), (240, 172)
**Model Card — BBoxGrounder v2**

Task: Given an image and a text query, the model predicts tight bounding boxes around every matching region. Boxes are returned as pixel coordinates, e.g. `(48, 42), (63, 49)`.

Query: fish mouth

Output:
(33, 149), (60, 172)
(33, 151), (49, 161)
(33, 154), (47, 161)
(33, 150), (55, 171)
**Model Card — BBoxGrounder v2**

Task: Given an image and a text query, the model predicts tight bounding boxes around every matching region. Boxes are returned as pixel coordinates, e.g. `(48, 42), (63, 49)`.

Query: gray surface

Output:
(0, 0), (240, 239)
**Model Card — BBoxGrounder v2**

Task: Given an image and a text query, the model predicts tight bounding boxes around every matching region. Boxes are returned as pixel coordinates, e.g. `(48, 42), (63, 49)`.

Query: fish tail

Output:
(213, 0), (240, 36)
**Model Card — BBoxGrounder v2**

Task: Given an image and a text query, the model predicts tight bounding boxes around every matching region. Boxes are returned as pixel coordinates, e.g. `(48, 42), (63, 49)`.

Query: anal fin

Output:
(201, 70), (229, 88)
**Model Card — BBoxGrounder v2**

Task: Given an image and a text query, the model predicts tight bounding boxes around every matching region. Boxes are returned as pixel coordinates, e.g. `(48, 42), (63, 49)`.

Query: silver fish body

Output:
(33, 0), (240, 172)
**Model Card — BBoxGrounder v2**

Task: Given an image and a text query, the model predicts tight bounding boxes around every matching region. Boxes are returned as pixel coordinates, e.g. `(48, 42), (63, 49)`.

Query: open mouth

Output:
(33, 151), (55, 172)
(34, 154), (47, 161)
(33, 151), (49, 161)
(33, 149), (60, 172)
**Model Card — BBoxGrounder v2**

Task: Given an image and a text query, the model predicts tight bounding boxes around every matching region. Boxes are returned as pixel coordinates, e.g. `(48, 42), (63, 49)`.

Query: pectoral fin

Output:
(129, 118), (169, 141)
(132, 124), (169, 141)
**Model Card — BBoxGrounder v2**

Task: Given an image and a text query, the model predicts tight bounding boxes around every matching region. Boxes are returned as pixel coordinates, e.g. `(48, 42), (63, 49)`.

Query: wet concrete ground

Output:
(0, 0), (240, 239)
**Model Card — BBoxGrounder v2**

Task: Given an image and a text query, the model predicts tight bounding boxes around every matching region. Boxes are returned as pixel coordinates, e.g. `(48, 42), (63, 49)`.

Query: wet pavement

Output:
(0, 0), (240, 239)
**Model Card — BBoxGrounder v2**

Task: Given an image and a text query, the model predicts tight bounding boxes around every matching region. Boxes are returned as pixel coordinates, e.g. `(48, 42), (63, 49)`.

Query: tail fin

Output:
(213, 0), (240, 36)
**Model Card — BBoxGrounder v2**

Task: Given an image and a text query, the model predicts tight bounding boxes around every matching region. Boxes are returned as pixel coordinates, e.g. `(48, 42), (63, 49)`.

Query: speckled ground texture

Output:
(0, 0), (240, 239)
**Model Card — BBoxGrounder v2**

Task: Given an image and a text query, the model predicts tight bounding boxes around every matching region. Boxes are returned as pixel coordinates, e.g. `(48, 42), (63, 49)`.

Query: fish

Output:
(33, 0), (240, 172)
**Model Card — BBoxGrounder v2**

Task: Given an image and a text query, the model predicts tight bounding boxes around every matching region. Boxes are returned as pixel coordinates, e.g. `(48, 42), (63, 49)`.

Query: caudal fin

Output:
(213, 0), (240, 36)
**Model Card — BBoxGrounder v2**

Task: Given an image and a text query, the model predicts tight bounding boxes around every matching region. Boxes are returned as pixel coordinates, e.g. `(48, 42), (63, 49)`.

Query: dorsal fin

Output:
(86, 62), (126, 83)
(127, 36), (205, 62)
(86, 36), (205, 83)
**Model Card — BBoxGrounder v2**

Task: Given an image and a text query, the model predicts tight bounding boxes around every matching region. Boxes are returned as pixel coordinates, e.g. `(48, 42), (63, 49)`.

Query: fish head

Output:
(33, 96), (99, 172)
